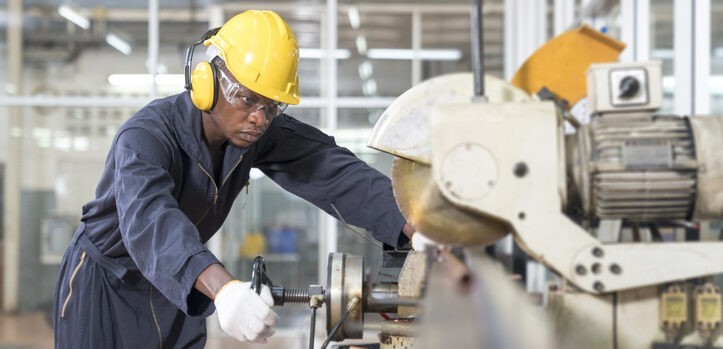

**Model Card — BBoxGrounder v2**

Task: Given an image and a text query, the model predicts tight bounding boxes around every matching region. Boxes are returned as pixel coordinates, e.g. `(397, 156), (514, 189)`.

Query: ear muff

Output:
(184, 27), (221, 111)
(189, 61), (219, 111)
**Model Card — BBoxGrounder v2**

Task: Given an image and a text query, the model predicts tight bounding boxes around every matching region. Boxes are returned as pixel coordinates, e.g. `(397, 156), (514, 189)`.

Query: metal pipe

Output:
(148, 0), (159, 98)
(364, 282), (400, 313)
(4, 0), (23, 312)
(470, 0), (486, 100)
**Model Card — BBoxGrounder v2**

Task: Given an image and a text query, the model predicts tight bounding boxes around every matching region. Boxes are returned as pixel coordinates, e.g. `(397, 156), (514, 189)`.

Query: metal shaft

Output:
(364, 283), (400, 313)
(283, 288), (311, 303)
(470, 0), (486, 99)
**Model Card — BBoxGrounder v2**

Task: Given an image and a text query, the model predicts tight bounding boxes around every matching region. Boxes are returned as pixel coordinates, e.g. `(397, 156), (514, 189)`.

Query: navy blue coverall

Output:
(53, 92), (407, 348)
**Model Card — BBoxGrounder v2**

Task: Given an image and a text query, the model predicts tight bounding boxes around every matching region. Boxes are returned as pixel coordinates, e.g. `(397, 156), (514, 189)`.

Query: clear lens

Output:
(215, 60), (287, 121)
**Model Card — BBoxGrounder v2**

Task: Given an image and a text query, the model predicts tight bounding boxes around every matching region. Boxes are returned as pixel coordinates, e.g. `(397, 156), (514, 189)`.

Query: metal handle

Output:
(251, 255), (267, 295)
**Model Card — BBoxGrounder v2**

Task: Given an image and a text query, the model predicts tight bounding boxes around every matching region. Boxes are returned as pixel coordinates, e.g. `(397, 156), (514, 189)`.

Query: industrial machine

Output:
(365, 58), (723, 349)
(259, 59), (723, 348)
(253, 4), (723, 346)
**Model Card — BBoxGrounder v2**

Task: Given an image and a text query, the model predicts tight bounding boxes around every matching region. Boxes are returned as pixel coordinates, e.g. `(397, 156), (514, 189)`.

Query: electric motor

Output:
(569, 114), (723, 222)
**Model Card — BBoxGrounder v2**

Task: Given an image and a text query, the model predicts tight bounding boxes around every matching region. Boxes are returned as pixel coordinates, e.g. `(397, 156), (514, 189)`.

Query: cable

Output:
(309, 307), (317, 349)
(320, 296), (360, 349)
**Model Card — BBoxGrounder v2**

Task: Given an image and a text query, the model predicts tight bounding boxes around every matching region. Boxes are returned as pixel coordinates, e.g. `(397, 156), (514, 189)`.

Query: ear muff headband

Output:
(185, 27), (221, 111)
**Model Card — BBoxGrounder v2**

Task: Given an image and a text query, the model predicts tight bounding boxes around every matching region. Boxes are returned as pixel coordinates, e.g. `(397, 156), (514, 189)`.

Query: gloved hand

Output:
(411, 232), (436, 250)
(214, 280), (279, 343)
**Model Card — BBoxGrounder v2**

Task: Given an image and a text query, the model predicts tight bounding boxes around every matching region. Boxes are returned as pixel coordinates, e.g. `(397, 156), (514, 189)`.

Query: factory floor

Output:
(0, 310), (381, 349)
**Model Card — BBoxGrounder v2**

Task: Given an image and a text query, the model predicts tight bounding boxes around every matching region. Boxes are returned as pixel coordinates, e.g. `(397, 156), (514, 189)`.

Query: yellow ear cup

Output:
(189, 61), (218, 111)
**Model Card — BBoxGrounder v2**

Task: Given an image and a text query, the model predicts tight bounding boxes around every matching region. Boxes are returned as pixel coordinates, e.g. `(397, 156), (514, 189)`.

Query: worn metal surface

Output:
(396, 251), (427, 318)
(392, 158), (509, 246)
(368, 73), (531, 165)
(379, 334), (415, 349)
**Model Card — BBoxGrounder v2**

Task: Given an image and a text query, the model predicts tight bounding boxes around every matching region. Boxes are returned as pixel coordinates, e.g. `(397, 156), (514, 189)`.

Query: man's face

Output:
(205, 60), (287, 148)
(208, 88), (270, 148)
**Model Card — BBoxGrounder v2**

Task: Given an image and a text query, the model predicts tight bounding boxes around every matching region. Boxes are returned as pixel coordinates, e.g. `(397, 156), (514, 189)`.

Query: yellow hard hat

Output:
(205, 10), (300, 105)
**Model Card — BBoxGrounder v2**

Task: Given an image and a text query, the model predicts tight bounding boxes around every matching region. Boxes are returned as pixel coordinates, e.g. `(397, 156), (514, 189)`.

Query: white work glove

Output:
(412, 232), (436, 250)
(214, 280), (279, 343)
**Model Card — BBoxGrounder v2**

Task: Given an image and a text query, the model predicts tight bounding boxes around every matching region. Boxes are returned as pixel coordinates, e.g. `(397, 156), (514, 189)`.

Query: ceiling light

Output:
(355, 35), (367, 55)
(358, 61), (373, 80)
(362, 79), (377, 96)
(58, 4), (90, 30)
(105, 32), (132, 55)
(107, 74), (184, 87)
(348, 6), (361, 29)
(299, 48), (351, 59)
(367, 48), (463, 61)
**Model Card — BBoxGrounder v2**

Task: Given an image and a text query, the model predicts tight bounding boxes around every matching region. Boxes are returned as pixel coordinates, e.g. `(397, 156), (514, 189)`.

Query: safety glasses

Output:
(214, 58), (288, 121)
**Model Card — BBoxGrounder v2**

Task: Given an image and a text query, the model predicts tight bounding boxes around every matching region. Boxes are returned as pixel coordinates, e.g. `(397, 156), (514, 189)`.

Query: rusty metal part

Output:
(380, 318), (416, 349)
(392, 157), (510, 246)
(396, 251), (428, 317)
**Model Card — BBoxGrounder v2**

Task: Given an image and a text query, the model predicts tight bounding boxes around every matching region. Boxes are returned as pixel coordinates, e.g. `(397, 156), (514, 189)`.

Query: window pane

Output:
(711, 0), (723, 114)
(651, 0), (674, 113)
(338, 10), (413, 97)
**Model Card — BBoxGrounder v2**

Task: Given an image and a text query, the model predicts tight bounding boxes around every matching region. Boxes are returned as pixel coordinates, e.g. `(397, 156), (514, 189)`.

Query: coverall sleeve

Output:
(254, 115), (407, 247)
(113, 127), (220, 317)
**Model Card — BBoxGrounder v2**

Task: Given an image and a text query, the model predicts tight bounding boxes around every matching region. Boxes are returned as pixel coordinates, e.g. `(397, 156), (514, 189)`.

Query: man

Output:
(53, 10), (414, 348)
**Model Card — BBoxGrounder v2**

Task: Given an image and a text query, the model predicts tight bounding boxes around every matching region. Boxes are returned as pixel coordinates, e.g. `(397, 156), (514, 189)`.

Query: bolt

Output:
(609, 264), (622, 274)
(593, 281), (605, 292)
(308, 284), (324, 297)
(513, 162), (529, 177)
(518, 212), (526, 220)
(592, 247), (604, 258)
(575, 264), (587, 276)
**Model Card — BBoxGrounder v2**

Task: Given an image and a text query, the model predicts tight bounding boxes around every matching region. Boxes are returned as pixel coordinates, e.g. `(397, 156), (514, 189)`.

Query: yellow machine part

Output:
(510, 24), (625, 108)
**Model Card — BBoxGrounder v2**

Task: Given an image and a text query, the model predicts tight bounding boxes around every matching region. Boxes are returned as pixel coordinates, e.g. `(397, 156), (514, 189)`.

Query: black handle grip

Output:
(251, 255), (266, 295)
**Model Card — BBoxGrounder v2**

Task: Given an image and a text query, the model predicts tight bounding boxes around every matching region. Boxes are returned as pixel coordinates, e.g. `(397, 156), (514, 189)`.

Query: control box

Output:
(585, 60), (662, 115)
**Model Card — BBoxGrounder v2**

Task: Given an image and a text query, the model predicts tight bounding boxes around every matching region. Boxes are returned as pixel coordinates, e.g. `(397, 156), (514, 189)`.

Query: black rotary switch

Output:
(618, 76), (640, 98)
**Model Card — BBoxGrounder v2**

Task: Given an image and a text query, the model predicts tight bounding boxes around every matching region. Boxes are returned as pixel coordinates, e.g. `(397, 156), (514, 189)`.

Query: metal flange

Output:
(326, 252), (364, 340)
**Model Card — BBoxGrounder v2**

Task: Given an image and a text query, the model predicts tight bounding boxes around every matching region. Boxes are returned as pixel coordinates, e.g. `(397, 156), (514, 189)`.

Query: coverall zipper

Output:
(194, 155), (244, 226)
(149, 285), (163, 349)
(61, 250), (87, 318)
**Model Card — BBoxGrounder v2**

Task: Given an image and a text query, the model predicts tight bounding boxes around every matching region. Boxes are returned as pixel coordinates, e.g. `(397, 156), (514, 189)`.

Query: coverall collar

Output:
(173, 92), (249, 182)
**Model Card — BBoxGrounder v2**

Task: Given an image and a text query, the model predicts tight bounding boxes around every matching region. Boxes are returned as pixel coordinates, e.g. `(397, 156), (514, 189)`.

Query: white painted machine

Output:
(366, 60), (723, 349)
